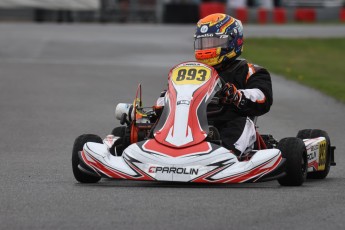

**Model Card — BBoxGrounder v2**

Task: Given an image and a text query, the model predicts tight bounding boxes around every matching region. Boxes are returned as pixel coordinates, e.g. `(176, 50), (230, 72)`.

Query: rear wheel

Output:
(297, 129), (331, 179)
(72, 134), (102, 183)
(277, 137), (307, 186)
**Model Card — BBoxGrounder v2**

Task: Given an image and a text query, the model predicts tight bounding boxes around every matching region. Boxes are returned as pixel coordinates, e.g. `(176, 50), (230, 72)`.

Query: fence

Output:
(0, 0), (345, 23)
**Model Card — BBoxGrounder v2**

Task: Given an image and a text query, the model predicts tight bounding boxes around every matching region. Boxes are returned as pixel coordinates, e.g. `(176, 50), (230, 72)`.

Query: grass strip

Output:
(242, 38), (345, 103)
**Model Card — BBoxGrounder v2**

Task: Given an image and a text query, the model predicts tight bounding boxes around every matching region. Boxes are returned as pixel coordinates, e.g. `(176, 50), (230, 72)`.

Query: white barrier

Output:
(0, 0), (99, 10)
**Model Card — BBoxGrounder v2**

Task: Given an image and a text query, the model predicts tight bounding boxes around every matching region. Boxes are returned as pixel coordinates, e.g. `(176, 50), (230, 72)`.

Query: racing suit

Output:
(208, 59), (273, 154)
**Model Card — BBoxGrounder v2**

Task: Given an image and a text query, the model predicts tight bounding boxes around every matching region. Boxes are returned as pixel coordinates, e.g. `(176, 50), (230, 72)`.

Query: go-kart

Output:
(72, 61), (336, 186)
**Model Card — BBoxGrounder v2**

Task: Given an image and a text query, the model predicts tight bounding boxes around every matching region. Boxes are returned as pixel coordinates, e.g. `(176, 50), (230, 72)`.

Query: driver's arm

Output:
(222, 65), (273, 117)
(237, 67), (273, 117)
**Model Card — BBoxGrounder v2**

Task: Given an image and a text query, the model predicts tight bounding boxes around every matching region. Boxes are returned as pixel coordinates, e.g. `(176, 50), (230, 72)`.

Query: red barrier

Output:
(295, 8), (316, 22)
(340, 8), (345, 22)
(199, 3), (226, 19)
(235, 8), (248, 23)
(258, 8), (268, 24)
(273, 8), (286, 24)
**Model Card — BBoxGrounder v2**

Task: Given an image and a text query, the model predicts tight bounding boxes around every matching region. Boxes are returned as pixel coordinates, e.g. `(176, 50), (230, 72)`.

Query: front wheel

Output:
(277, 137), (307, 186)
(72, 134), (102, 183)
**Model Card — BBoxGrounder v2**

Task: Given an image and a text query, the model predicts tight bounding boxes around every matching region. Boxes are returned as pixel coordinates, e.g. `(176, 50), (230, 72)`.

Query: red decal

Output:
(81, 150), (154, 181)
(308, 160), (318, 171)
(143, 139), (211, 158)
(154, 62), (219, 148)
(192, 154), (282, 184)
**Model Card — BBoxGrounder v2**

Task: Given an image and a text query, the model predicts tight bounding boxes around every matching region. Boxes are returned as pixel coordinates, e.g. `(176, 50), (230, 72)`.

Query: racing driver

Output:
(192, 13), (273, 155)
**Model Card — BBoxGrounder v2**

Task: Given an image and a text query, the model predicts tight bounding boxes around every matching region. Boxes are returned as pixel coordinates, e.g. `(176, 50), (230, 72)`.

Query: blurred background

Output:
(1, 1), (345, 229)
(0, 0), (345, 23)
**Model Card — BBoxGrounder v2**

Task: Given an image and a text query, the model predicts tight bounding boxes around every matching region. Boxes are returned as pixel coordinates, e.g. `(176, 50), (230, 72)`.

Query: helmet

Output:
(194, 13), (244, 67)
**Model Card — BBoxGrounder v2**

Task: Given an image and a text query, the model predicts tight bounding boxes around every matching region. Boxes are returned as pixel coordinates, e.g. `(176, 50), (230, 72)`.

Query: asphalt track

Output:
(0, 24), (344, 229)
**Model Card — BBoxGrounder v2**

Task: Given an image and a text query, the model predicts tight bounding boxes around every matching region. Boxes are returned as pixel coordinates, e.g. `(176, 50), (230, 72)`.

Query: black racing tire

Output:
(297, 129), (331, 179)
(111, 126), (126, 137)
(72, 134), (102, 183)
(277, 137), (307, 186)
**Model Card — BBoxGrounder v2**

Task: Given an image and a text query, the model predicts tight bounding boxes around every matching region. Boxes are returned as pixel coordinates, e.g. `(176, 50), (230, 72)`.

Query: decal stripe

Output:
(123, 157), (156, 181)
(219, 17), (235, 33)
(308, 160), (318, 171)
(81, 150), (127, 179)
(191, 164), (233, 183)
(143, 139), (212, 158)
(81, 150), (154, 180)
(222, 154), (282, 183)
(191, 153), (282, 184)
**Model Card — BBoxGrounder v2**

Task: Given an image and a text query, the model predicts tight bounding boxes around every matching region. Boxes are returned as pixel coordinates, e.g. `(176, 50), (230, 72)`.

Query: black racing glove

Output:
(220, 83), (243, 107)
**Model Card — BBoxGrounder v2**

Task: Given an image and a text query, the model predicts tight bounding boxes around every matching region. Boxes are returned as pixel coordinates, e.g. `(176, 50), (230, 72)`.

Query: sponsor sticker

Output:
(307, 151), (316, 161)
(236, 21), (243, 36)
(318, 140), (327, 171)
(177, 100), (190, 106)
(200, 25), (208, 33)
(148, 166), (199, 175)
(196, 33), (213, 38)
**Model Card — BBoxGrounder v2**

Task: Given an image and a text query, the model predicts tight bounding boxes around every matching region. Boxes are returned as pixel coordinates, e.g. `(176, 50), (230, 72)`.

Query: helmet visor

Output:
(194, 37), (229, 50)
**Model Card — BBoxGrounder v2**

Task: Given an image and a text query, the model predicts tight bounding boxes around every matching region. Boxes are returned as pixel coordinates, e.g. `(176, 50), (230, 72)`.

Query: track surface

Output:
(0, 24), (344, 229)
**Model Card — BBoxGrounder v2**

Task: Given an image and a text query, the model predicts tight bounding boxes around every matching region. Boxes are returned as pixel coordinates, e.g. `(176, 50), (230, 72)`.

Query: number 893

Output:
(176, 68), (207, 82)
